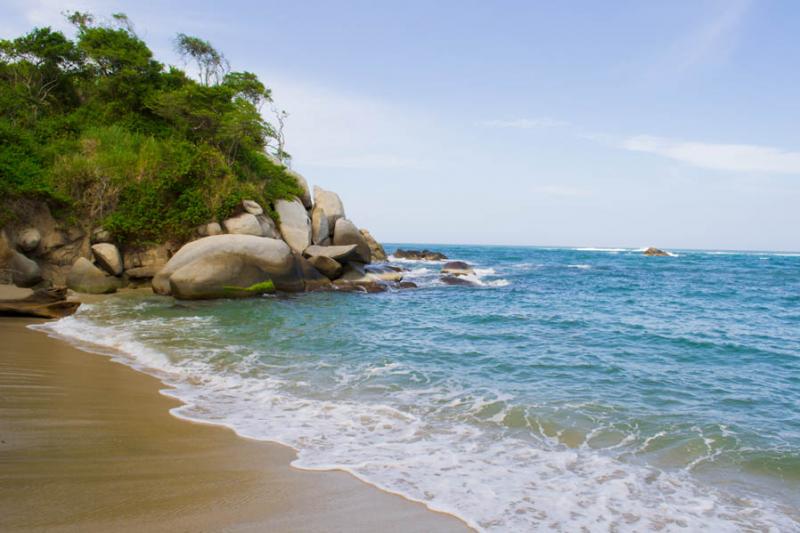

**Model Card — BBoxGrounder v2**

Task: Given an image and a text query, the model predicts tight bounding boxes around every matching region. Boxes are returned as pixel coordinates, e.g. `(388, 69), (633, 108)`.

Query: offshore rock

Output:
(441, 261), (474, 276)
(394, 249), (448, 261)
(643, 247), (670, 257)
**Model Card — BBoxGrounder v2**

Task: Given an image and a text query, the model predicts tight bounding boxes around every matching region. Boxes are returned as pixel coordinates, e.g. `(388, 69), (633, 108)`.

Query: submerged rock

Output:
(67, 257), (121, 294)
(643, 247), (670, 257)
(394, 249), (447, 261)
(440, 274), (477, 286)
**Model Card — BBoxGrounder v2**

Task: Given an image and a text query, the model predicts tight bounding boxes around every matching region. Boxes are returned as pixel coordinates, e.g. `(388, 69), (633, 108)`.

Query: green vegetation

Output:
(222, 279), (275, 295)
(0, 12), (301, 243)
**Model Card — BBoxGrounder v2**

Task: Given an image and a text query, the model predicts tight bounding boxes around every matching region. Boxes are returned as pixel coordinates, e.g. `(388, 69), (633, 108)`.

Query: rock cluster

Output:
(0, 285), (80, 318)
(394, 249), (448, 261)
(440, 261), (477, 286)
(0, 170), (393, 302)
(643, 247), (670, 257)
(152, 176), (398, 299)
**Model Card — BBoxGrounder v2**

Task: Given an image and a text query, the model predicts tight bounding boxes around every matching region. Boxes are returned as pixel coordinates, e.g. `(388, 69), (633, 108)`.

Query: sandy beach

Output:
(0, 318), (468, 532)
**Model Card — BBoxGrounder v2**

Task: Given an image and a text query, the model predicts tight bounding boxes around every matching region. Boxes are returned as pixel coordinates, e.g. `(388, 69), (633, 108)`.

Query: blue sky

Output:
(3, 0), (799, 251)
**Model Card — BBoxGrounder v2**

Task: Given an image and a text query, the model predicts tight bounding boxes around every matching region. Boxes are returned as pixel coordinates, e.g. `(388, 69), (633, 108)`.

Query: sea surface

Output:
(36, 245), (800, 531)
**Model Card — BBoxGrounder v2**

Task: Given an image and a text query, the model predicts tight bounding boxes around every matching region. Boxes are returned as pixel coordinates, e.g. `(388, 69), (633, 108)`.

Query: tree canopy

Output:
(0, 13), (298, 244)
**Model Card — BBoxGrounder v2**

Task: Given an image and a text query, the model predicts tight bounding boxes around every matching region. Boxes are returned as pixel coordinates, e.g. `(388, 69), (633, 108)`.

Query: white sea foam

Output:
(568, 264), (592, 270)
(31, 308), (798, 532)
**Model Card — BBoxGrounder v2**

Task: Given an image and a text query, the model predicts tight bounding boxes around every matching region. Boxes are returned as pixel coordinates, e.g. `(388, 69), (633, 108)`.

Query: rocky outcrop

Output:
(308, 255), (342, 279)
(0, 285), (80, 318)
(365, 264), (403, 282)
(333, 218), (371, 263)
(359, 229), (387, 262)
(91, 243), (123, 276)
(242, 199), (263, 215)
(313, 186), (346, 231)
(152, 234), (301, 299)
(276, 198), (312, 253)
(643, 247), (670, 257)
(223, 213), (264, 236)
(333, 263), (387, 293)
(67, 257), (121, 294)
(296, 255), (332, 292)
(311, 206), (330, 245)
(394, 249), (448, 261)
(440, 275), (477, 286)
(303, 244), (359, 262)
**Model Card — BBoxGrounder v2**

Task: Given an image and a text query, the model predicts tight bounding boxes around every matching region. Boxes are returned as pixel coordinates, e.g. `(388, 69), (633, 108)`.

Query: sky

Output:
(3, 0), (799, 251)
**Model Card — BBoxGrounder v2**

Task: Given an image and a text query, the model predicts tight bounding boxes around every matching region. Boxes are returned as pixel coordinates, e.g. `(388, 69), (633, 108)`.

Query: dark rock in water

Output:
(440, 275), (477, 286)
(365, 264), (403, 282)
(398, 281), (418, 289)
(643, 247), (670, 257)
(441, 261), (474, 276)
(394, 249), (448, 261)
(296, 255), (333, 292)
(0, 285), (80, 318)
(308, 255), (343, 280)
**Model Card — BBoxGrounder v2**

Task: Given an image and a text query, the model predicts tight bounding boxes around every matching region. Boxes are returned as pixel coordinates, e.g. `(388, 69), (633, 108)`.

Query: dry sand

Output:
(0, 318), (468, 532)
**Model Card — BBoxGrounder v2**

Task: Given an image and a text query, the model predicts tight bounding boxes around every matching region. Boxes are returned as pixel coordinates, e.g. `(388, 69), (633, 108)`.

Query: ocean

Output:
(35, 245), (800, 531)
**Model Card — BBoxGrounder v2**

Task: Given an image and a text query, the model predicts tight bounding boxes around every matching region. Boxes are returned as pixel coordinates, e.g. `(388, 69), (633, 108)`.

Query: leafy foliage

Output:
(0, 13), (299, 244)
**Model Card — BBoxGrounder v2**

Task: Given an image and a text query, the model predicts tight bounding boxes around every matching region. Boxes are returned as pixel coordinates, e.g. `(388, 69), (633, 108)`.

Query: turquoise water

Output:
(39, 245), (800, 531)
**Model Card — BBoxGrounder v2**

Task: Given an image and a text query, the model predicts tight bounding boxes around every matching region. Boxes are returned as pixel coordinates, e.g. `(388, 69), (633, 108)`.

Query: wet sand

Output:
(0, 318), (468, 532)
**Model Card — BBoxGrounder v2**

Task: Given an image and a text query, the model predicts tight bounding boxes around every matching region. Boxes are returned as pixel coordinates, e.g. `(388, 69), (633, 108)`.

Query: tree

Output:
(175, 33), (229, 86)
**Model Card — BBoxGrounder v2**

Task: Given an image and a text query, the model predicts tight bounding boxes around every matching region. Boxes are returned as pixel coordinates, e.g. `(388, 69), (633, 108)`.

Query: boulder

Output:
(311, 206), (331, 245)
(123, 243), (173, 272)
(393, 249), (448, 261)
(1, 231), (42, 287)
(91, 243), (123, 276)
(643, 247), (670, 257)
(91, 227), (112, 244)
(223, 213), (264, 236)
(303, 244), (359, 262)
(359, 229), (387, 262)
(152, 235), (301, 298)
(242, 199), (263, 215)
(441, 275), (477, 286)
(256, 215), (281, 239)
(276, 198), (312, 253)
(441, 261), (474, 276)
(399, 281), (418, 289)
(17, 228), (41, 252)
(197, 222), (223, 237)
(333, 219), (371, 263)
(365, 264), (403, 282)
(67, 257), (121, 294)
(332, 263), (387, 293)
(0, 285), (80, 319)
(287, 169), (312, 209)
(296, 255), (332, 292)
(313, 186), (346, 230)
(308, 255), (342, 280)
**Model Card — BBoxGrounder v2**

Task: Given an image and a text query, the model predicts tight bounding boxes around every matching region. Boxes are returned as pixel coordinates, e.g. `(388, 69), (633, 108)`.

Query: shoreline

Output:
(0, 317), (469, 532)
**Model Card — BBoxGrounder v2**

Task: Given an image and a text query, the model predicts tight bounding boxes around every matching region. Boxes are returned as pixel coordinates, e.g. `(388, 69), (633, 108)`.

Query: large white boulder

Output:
(222, 213), (263, 236)
(91, 243), (123, 276)
(313, 186), (345, 231)
(275, 198), (312, 253)
(333, 219), (371, 263)
(152, 234), (300, 298)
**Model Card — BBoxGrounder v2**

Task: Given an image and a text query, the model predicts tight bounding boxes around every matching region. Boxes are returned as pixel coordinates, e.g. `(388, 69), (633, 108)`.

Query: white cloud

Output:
(478, 118), (569, 129)
(622, 135), (800, 175)
(263, 76), (435, 172)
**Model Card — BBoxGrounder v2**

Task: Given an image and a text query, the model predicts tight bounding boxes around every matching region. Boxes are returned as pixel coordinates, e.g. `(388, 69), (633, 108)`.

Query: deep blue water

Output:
(41, 245), (800, 531)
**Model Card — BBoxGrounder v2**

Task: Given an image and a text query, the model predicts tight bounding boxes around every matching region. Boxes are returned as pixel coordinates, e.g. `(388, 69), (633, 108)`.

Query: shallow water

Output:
(37, 245), (800, 531)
